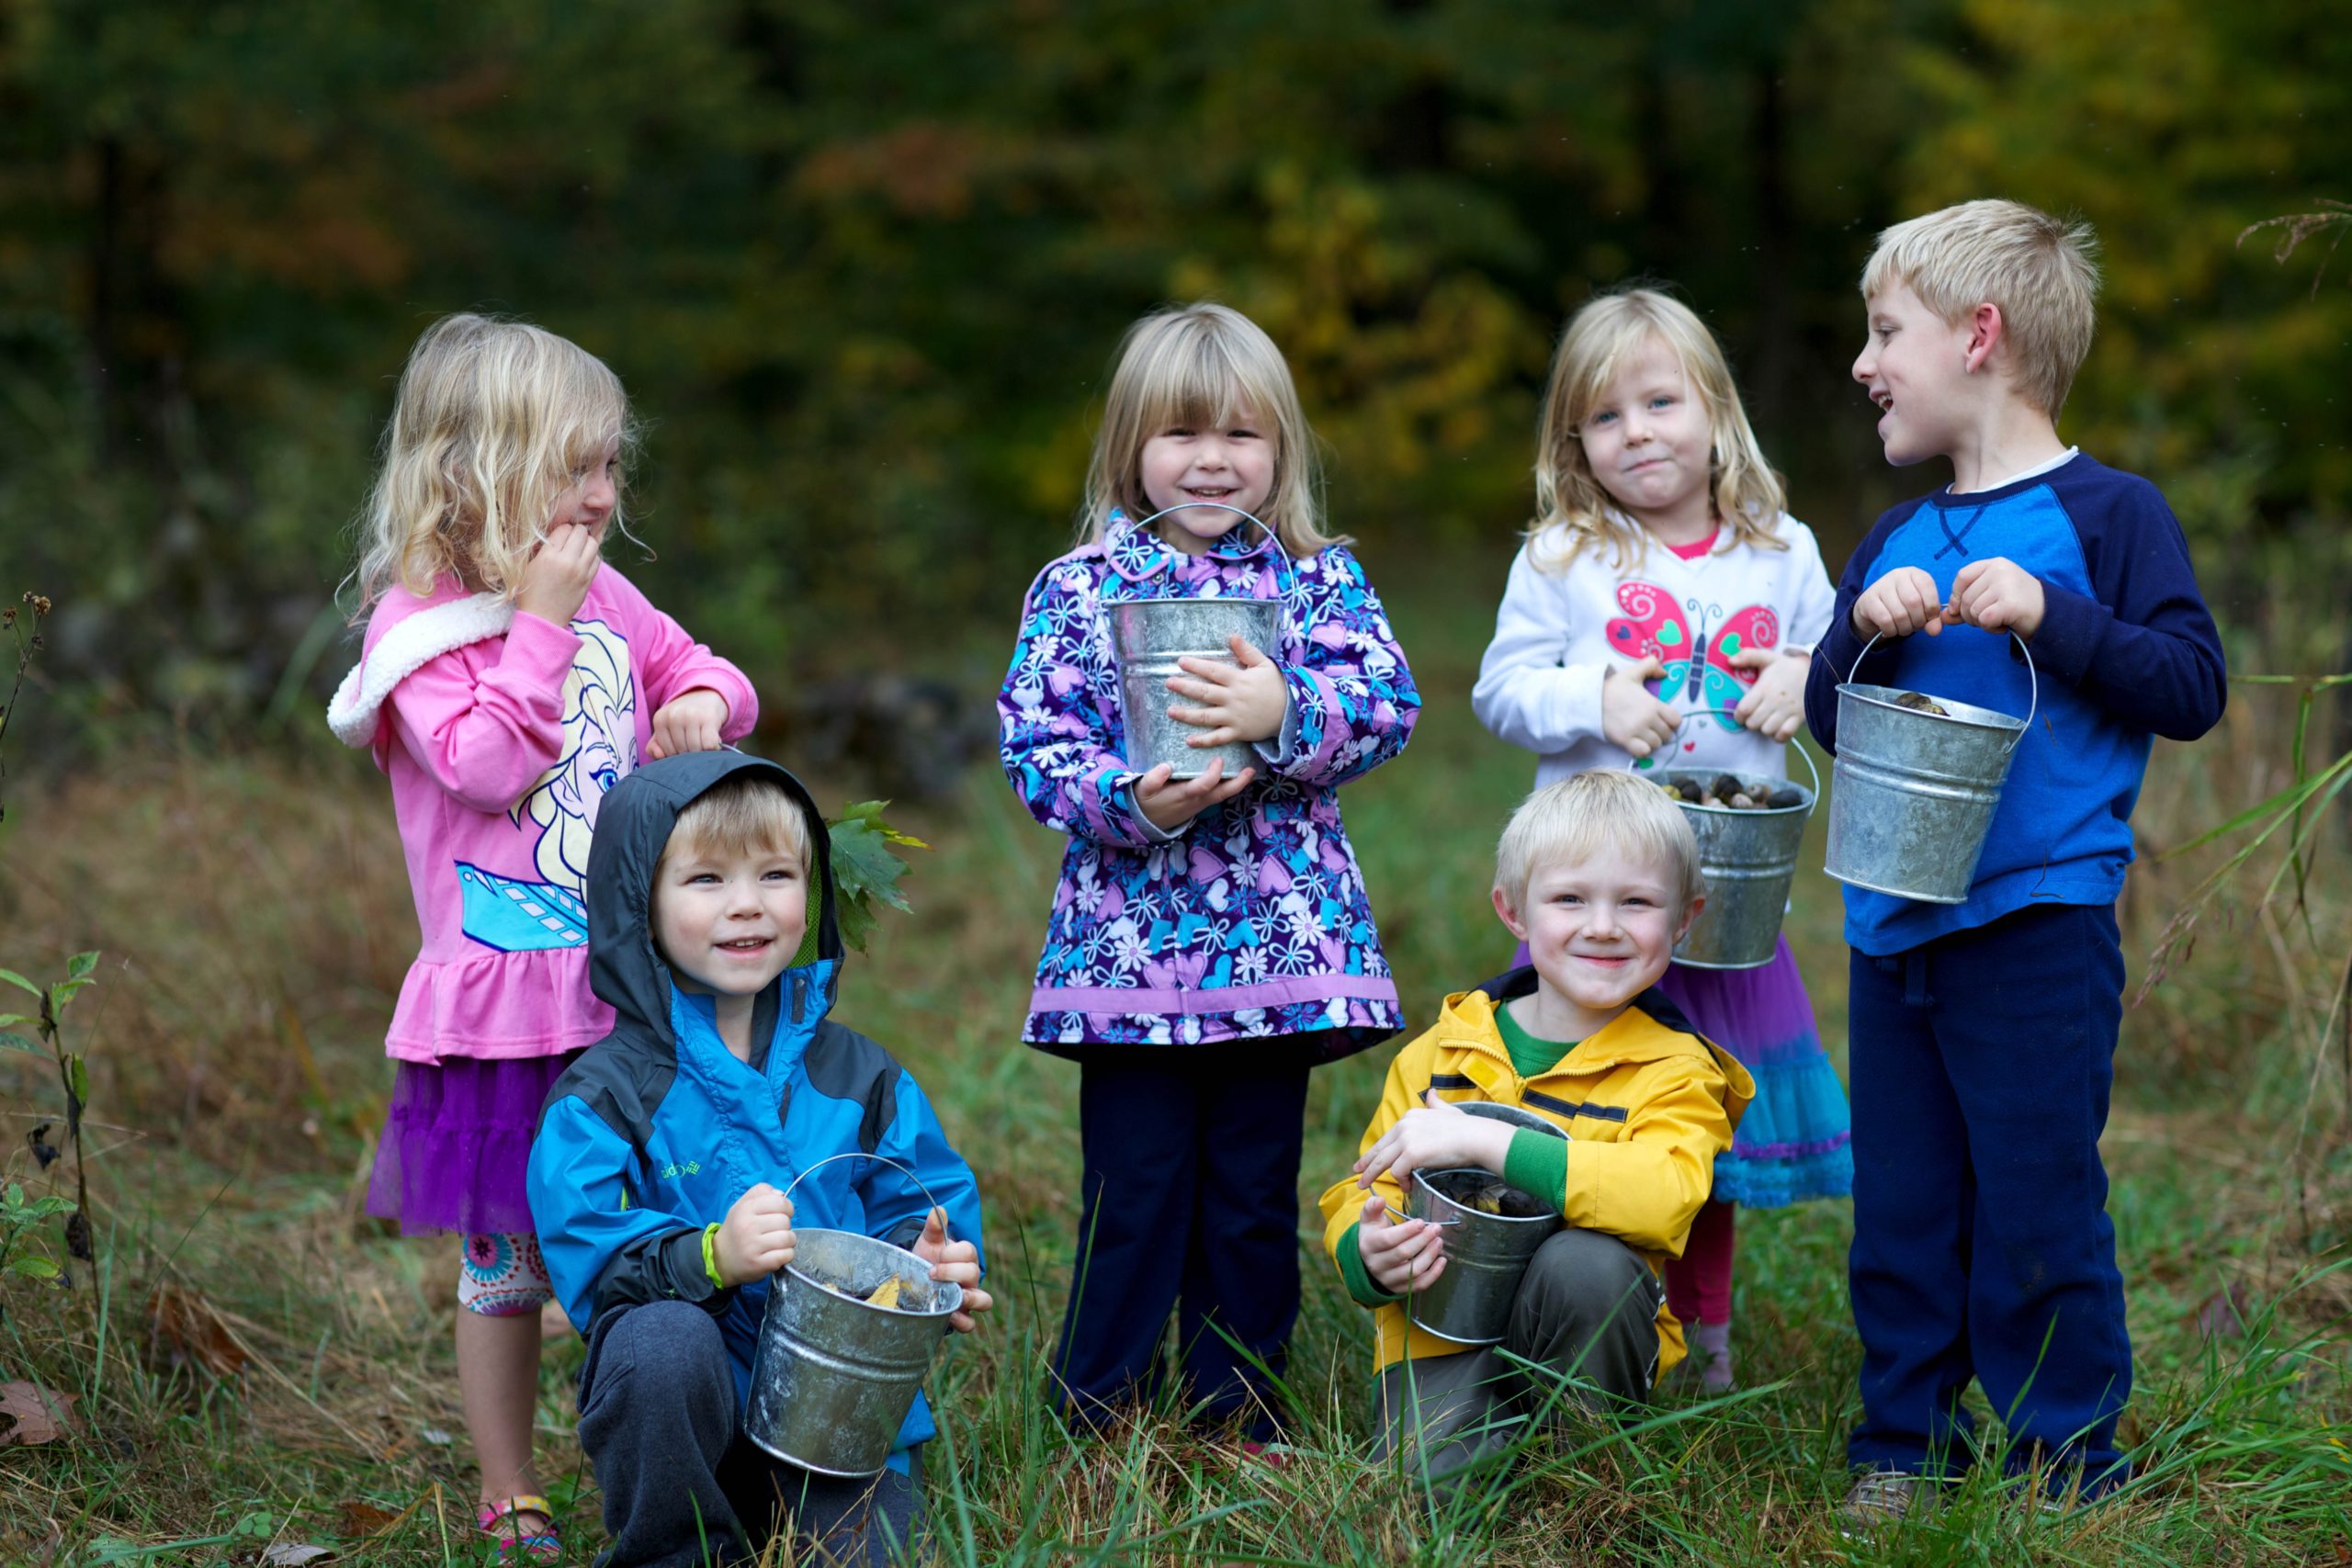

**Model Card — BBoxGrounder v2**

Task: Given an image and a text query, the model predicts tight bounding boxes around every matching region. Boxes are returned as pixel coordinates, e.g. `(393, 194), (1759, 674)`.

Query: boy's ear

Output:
(1962, 302), (2006, 376)
(1672, 892), (1706, 947)
(1491, 884), (1529, 942)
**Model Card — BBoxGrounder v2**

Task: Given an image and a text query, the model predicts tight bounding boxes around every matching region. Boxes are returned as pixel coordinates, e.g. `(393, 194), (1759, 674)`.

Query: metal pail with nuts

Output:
(1402, 1105), (1567, 1347)
(1650, 743), (1820, 969)
(1823, 632), (2037, 905)
(743, 1156), (963, 1477)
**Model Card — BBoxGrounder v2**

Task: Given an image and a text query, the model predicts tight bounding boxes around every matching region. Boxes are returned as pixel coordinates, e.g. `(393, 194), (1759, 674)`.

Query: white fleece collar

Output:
(325, 592), (516, 748)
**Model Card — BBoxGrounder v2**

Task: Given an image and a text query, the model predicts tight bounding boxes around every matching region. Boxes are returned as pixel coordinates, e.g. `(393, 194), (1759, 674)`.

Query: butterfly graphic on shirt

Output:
(1604, 581), (1779, 750)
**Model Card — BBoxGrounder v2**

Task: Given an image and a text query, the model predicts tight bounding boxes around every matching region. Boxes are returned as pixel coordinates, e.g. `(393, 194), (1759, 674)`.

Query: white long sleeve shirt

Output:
(1472, 513), (1838, 790)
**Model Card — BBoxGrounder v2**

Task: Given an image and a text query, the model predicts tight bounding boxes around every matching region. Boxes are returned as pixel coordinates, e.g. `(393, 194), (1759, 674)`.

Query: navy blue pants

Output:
(577, 1301), (921, 1567)
(1847, 902), (2132, 1494)
(1052, 1049), (1311, 1437)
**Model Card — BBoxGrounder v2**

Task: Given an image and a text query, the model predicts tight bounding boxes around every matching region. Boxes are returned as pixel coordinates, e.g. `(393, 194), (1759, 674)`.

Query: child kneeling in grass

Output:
(529, 753), (989, 1568)
(1318, 769), (1752, 1483)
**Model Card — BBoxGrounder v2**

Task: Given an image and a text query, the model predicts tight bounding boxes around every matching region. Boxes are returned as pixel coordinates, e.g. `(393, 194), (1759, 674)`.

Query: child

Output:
(997, 301), (1419, 1438)
(327, 313), (758, 1561)
(1804, 200), (2225, 1522)
(1318, 771), (1753, 1483)
(1471, 288), (1852, 1392)
(528, 753), (989, 1567)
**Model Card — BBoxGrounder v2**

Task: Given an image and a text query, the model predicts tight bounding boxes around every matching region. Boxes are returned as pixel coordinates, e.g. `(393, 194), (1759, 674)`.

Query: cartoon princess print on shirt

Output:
(456, 618), (638, 953)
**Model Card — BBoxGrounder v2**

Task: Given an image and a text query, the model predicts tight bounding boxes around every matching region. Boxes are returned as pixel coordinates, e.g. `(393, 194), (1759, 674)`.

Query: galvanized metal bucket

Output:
(1404, 1111), (1567, 1346)
(1824, 632), (2039, 905)
(1107, 502), (1294, 782)
(1646, 743), (1821, 970)
(743, 1155), (963, 1478)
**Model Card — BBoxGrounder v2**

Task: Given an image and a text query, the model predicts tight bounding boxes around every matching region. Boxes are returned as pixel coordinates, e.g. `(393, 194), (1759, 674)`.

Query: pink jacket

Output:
(327, 567), (757, 1063)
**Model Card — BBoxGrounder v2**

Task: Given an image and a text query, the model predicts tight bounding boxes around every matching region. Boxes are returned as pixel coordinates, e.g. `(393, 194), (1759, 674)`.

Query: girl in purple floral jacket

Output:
(998, 302), (1419, 1439)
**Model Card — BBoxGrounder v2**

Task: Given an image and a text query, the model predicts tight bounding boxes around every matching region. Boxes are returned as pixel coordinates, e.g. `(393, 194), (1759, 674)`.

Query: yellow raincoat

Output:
(1317, 983), (1754, 1378)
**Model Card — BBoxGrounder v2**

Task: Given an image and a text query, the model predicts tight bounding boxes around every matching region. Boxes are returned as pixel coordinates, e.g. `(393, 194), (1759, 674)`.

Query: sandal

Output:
(477, 1494), (561, 1563)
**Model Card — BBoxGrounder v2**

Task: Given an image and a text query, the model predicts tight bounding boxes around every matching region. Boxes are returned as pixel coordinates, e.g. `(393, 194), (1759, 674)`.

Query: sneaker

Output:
(1835, 1471), (1935, 1536)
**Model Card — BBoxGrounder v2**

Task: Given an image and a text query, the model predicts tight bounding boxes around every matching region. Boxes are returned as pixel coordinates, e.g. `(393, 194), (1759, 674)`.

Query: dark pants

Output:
(1375, 1228), (1663, 1485)
(1846, 902), (2132, 1494)
(1052, 1049), (1312, 1436)
(578, 1301), (922, 1567)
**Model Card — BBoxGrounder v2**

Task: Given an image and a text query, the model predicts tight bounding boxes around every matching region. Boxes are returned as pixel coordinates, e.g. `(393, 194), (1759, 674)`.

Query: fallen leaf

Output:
(2191, 1280), (2253, 1338)
(148, 1280), (250, 1377)
(334, 1502), (401, 1538)
(0, 1381), (77, 1446)
(260, 1546), (335, 1565)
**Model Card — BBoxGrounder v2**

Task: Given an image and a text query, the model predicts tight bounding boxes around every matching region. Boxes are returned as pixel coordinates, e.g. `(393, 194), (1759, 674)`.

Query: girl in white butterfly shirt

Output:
(1473, 289), (1851, 1393)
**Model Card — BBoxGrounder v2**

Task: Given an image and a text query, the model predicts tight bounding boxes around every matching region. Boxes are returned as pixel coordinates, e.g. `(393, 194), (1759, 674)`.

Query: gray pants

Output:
(578, 1300), (922, 1567)
(1375, 1228), (1664, 1486)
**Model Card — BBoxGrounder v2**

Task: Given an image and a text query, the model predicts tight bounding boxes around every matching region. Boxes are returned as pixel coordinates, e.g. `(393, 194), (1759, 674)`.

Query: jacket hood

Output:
(584, 751), (842, 1044)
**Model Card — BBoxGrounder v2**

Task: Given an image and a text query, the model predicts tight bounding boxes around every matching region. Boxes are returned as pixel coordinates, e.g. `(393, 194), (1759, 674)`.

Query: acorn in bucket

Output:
(1655, 773), (1804, 811)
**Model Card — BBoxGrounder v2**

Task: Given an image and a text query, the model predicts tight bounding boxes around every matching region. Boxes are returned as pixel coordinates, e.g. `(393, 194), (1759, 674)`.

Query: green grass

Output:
(1, 561), (2347, 1563)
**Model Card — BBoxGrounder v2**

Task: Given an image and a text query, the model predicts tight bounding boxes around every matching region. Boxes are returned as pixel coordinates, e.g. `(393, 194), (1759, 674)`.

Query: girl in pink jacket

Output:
(328, 314), (754, 1562)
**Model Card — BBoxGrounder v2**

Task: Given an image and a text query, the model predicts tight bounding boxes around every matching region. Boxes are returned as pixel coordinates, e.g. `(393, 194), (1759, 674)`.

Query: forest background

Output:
(1, 1), (2349, 1563)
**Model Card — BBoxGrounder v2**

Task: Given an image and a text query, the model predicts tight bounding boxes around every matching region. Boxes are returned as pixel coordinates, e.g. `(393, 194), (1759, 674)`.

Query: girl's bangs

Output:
(1563, 325), (1645, 429)
(550, 355), (629, 473)
(1569, 315), (1708, 430)
(1133, 332), (1265, 437)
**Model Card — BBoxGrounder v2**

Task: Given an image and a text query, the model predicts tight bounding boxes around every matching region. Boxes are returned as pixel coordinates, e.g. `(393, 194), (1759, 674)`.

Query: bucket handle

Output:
(1849, 628), (2038, 755)
(778, 1151), (956, 1247)
(1122, 502), (1300, 615)
(1621, 714), (1824, 816)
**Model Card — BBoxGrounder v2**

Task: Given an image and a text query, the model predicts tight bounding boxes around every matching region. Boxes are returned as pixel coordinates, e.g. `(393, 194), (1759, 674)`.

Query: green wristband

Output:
(701, 1223), (725, 1289)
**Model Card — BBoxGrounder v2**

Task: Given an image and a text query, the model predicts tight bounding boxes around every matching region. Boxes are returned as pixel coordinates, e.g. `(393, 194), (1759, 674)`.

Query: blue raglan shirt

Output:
(1803, 454), (2225, 955)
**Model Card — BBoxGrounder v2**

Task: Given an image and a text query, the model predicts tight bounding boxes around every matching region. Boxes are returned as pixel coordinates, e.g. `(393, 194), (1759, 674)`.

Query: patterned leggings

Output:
(459, 1231), (555, 1317)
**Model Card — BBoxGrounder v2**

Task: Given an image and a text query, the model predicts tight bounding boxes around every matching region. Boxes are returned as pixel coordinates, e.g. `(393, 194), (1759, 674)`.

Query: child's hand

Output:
(1728, 647), (1809, 741)
(646, 688), (730, 761)
(1357, 1191), (1449, 1296)
(910, 1206), (991, 1333)
(1849, 566), (1951, 641)
(714, 1182), (796, 1286)
(1134, 755), (1255, 831)
(1166, 635), (1288, 748)
(1354, 1089), (1513, 1192)
(1602, 657), (1684, 759)
(1948, 558), (2045, 639)
(514, 523), (603, 627)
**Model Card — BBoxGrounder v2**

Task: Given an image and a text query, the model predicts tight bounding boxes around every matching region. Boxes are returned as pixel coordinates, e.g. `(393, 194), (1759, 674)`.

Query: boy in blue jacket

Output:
(530, 752), (989, 1567)
(1805, 200), (2225, 1528)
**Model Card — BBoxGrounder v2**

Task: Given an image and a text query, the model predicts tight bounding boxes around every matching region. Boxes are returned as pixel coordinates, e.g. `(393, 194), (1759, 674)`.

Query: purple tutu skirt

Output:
(366, 1053), (582, 1237)
(1656, 937), (1852, 1209)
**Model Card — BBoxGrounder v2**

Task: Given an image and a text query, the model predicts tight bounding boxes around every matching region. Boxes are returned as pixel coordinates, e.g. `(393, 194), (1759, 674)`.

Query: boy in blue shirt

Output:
(1804, 199), (2226, 1526)
(529, 753), (989, 1567)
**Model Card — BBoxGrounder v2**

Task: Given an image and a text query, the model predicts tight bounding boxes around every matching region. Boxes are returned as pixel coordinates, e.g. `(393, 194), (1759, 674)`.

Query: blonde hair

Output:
(662, 773), (812, 875)
(1077, 302), (1342, 557)
(1494, 770), (1703, 918)
(352, 313), (636, 609)
(1860, 199), (2100, 417)
(1530, 288), (1786, 572)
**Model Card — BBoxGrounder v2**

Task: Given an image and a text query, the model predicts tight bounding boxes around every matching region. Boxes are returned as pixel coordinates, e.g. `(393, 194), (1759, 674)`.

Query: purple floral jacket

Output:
(998, 517), (1419, 1056)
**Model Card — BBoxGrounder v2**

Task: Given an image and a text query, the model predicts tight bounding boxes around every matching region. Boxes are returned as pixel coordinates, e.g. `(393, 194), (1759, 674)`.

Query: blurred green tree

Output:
(0, 0), (2341, 732)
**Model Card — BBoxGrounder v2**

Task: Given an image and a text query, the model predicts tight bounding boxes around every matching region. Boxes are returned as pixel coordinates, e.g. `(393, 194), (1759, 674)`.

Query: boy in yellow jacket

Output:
(1319, 770), (1753, 1479)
